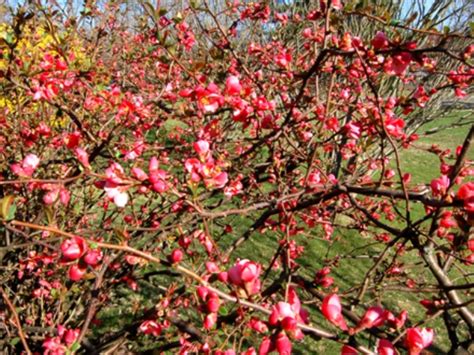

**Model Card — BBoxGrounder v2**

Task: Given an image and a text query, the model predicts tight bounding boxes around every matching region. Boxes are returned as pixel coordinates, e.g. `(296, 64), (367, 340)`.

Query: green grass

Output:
(399, 110), (473, 185)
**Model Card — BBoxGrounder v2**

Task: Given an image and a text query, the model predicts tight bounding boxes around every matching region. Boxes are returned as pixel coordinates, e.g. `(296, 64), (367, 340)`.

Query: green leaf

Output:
(70, 342), (81, 352)
(9, 337), (20, 346)
(0, 195), (15, 220)
(6, 203), (16, 221)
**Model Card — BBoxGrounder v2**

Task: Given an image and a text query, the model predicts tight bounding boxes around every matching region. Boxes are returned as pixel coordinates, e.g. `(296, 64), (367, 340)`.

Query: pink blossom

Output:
(405, 327), (434, 355)
(345, 122), (361, 139)
(104, 184), (129, 208)
(355, 306), (385, 331)
(42, 336), (66, 355)
(378, 339), (396, 355)
(194, 140), (210, 156)
(226, 76), (242, 96)
(105, 163), (126, 184)
(384, 52), (412, 76)
(61, 237), (87, 261)
(430, 175), (450, 196)
(248, 318), (268, 333)
(321, 294), (348, 330)
(206, 171), (228, 189)
(259, 337), (272, 355)
(68, 264), (87, 281)
(206, 294), (221, 313)
(12, 153), (40, 177)
(139, 320), (162, 336)
(268, 288), (307, 340)
(275, 332), (292, 355)
(228, 259), (261, 296)
(275, 51), (292, 68)
(372, 32), (389, 49)
(204, 312), (217, 329)
(131, 167), (148, 181)
(83, 249), (102, 266)
(385, 117), (405, 138)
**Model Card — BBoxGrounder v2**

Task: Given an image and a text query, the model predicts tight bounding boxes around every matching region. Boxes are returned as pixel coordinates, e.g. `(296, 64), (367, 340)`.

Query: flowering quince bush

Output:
(0, 0), (473, 354)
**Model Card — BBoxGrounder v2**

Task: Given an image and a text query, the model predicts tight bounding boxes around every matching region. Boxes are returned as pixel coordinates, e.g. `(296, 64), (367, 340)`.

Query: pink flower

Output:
(61, 328), (79, 346)
(384, 52), (412, 76)
(196, 84), (224, 113)
(105, 163), (127, 184)
(42, 336), (66, 355)
(331, 0), (343, 10)
(139, 320), (162, 336)
(194, 140), (210, 157)
(11, 153), (40, 177)
(248, 318), (268, 333)
(207, 171), (228, 189)
(226, 76), (242, 96)
(345, 122), (361, 139)
(149, 169), (168, 193)
(275, 332), (292, 355)
(74, 148), (90, 168)
(228, 259), (261, 296)
(68, 264), (87, 281)
(405, 327), (434, 355)
(131, 167), (148, 181)
(83, 249), (102, 266)
(430, 175), (450, 196)
(378, 339), (395, 355)
(385, 117), (405, 138)
(268, 288), (307, 340)
(385, 310), (407, 329)
(321, 294), (348, 330)
(61, 237), (87, 261)
(275, 51), (292, 68)
(204, 312), (217, 329)
(259, 337), (272, 355)
(206, 294), (221, 313)
(372, 31), (389, 49)
(43, 189), (59, 205)
(354, 306), (385, 332)
(205, 261), (220, 273)
(104, 183), (129, 208)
